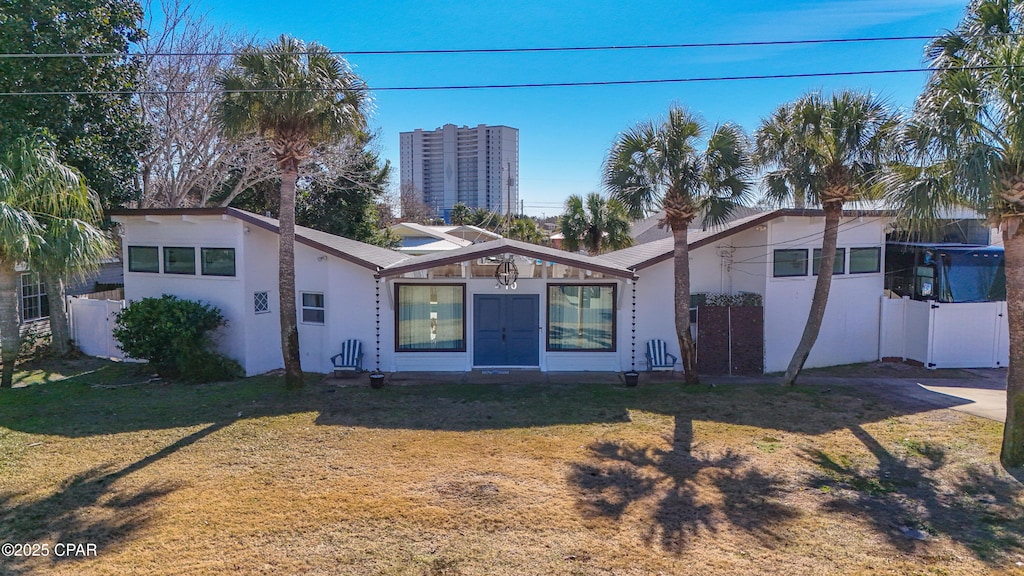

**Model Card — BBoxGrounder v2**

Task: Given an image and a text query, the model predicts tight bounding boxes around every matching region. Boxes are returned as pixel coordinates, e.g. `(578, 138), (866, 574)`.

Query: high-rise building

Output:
(399, 124), (518, 222)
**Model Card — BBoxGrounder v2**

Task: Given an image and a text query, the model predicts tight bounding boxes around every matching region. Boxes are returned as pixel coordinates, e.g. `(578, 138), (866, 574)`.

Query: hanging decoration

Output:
(374, 276), (382, 372)
(631, 278), (637, 371)
(494, 255), (519, 290)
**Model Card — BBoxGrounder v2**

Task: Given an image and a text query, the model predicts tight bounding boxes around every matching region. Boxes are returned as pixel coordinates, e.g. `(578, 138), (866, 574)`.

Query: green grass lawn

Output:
(0, 360), (1022, 575)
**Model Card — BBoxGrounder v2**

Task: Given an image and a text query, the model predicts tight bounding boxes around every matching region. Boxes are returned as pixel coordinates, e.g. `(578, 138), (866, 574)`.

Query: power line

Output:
(0, 34), (950, 59)
(0, 65), (1008, 97)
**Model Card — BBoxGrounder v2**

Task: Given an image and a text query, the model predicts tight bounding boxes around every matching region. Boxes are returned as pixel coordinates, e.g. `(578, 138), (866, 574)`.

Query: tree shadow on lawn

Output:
(0, 420), (232, 576)
(3, 362), (1021, 564)
(802, 423), (1023, 561)
(566, 385), (1023, 562)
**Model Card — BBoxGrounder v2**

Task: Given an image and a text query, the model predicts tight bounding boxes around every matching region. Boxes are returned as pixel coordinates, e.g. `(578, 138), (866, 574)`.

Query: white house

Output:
(109, 207), (890, 376)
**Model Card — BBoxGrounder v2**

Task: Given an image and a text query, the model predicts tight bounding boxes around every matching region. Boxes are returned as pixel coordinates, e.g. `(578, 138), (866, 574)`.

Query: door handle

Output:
(501, 327), (506, 342)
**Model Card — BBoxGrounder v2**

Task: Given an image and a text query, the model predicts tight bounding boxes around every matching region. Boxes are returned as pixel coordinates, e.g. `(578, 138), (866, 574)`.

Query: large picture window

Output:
(849, 247), (881, 274)
(201, 248), (236, 276)
(127, 246), (159, 273)
(773, 249), (808, 277)
(547, 284), (616, 351)
(163, 247), (196, 275)
(396, 284), (465, 351)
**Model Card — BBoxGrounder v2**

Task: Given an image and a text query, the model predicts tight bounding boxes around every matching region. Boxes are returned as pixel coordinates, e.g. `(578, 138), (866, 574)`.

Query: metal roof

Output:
(601, 208), (892, 270)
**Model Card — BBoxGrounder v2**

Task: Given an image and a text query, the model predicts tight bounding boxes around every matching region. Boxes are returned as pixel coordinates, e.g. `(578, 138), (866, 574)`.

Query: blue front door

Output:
(473, 294), (540, 366)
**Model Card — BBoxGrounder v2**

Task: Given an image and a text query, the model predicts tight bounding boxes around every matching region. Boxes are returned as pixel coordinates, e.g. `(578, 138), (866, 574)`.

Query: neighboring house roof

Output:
(389, 222), (475, 254)
(629, 206), (768, 244)
(108, 207), (410, 271)
(438, 225), (502, 243)
(603, 208), (891, 270)
(378, 237), (636, 279)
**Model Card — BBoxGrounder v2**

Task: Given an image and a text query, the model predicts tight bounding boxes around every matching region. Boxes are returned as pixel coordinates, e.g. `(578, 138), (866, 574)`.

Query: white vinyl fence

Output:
(879, 296), (1009, 369)
(69, 297), (126, 360)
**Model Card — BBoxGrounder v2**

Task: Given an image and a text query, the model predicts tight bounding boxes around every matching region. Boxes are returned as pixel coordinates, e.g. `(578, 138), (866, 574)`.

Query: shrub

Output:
(113, 295), (242, 382)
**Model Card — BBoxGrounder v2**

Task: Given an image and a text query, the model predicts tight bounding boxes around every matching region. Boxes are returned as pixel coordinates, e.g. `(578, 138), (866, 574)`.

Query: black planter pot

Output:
(623, 371), (640, 387)
(369, 371), (386, 389)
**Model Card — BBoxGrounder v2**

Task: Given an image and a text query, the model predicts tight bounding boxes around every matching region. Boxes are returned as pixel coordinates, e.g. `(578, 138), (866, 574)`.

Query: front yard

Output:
(0, 361), (1022, 575)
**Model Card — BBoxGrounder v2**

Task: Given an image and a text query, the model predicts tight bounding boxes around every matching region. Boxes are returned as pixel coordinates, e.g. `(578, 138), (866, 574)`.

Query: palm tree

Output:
(604, 105), (754, 384)
(0, 135), (104, 387)
(754, 91), (900, 388)
(31, 218), (115, 357)
(216, 35), (367, 388)
(558, 192), (634, 254)
(449, 203), (472, 225)
(505, 216), (545, 245)
(906, 0), (1024, 468)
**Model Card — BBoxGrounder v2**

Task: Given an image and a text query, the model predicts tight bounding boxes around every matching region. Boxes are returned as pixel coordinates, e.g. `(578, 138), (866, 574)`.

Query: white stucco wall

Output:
(762, 215), (888, 372)
(117, 215), (248, 370)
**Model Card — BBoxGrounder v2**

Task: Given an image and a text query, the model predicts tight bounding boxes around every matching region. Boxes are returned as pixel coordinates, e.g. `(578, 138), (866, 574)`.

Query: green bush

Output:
(113, 295), (242, 382)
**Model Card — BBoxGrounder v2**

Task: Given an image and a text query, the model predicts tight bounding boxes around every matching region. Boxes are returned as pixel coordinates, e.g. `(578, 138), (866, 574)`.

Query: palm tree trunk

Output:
(672, 228), (699, 385)
(43, 273), (71, 357)
(0, 265), (21, 388)
(1001, 228), (1024, 468)
(278, 163), (304, 389)
(782, 202), (842, 386)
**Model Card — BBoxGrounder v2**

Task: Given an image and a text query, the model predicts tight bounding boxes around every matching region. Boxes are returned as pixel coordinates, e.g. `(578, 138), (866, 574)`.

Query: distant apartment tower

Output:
(400, 124), (519, 221)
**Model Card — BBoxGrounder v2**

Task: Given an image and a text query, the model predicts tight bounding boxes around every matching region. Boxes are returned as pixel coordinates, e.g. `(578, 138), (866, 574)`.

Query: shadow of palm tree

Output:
(802, 423), (1024, 559)
(569, 418), (799, 553)
(0, 420), (232, 575)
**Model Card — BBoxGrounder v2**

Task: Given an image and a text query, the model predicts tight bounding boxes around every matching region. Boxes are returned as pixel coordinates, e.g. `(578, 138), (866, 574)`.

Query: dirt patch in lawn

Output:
(0, 364), (1021, 575)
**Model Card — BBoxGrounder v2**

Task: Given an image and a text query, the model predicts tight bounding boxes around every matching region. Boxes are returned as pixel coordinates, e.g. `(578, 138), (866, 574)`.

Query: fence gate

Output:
(696, 305), (764, 375)
(69, 297), (125, 359)
(879, 296), (1008, 369)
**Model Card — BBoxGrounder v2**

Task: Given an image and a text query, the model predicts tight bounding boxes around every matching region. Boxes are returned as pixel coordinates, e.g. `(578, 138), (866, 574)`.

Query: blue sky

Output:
(196, 0), (968, 216)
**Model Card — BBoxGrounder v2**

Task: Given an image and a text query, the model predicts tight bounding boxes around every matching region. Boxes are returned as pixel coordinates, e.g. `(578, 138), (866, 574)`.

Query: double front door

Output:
(473, 294), (540, 366)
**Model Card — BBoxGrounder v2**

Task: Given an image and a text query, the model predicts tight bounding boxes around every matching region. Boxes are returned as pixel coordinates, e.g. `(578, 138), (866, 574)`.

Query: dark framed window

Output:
(127, 246), (159, 273)
(547, 284), (616, 352)
(254, 291), (270, 314)
(395, 284), (465, 351)
(849, 247), (881, 274)
(201, 248), (236, 276)
(20, 273), (48, 322)
(301, 292), (325, 324)
(773, 249), (808, 277)
(163, 247), (196, 275)
(812, 248), (846, 276)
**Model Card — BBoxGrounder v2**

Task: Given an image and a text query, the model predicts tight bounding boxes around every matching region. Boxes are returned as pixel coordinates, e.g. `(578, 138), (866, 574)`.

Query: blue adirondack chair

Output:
(331, 339), (363, 374)
(646, 339), (678, 372)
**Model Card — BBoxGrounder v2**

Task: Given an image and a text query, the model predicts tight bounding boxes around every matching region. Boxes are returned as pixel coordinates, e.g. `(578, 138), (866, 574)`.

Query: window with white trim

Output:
(254, 291), (270, 314)
(301, 292), (325, 324)
(20, 273), (49, 322)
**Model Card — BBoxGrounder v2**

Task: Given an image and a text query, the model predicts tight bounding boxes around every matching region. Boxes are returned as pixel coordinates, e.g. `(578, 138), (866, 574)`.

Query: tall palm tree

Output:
(754, 91), (900, 388)
(449, 203), (472, 225)
(906, 0), (1024, 468)
(0, 135), (104, 387)
(558, 192), (634, 254)
(216, 35), (367, 388)
(31, 218), (114, 357)
(604, 105), (754, 384)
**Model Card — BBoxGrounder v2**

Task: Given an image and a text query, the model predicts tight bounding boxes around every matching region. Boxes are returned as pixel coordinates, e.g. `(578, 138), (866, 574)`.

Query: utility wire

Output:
(0, 65), (1009, 97)
(0, 34), (950, 59)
